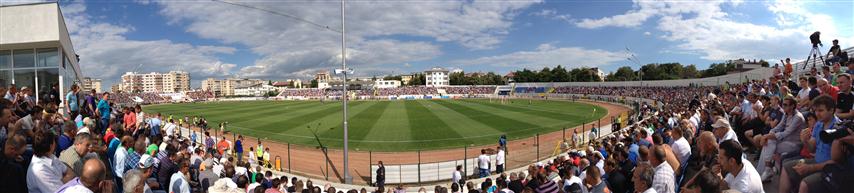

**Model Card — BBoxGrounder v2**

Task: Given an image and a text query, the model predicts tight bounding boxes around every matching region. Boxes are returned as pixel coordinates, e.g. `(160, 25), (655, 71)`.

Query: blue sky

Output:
(14, 0), (854, 88)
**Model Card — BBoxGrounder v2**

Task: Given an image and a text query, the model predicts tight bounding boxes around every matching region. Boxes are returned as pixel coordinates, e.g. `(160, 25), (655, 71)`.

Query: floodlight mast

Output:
(340, 0), (352, 184)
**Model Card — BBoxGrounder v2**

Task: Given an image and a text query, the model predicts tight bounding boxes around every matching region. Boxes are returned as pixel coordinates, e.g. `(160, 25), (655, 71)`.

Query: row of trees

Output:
(511, 66), (602, 82)
(510, 61), (751, 83)
(449, 72), (504, 85)
(308, 60), (755, 87)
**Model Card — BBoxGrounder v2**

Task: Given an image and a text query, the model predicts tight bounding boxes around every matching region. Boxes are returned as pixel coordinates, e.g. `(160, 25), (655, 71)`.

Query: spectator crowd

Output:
(0, 45), (852, 193)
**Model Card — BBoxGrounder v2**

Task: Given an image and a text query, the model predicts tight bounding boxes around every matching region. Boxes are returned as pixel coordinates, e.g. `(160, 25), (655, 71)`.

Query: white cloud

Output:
(644, 31), (651, 36)
(573, 0), (853, 61)
(150, 0), (540, 79)
(453, 43), (625, 69)
(531, 9), (556, 17)
(531, 8), (573, 23)
(60, 2), (238, 88)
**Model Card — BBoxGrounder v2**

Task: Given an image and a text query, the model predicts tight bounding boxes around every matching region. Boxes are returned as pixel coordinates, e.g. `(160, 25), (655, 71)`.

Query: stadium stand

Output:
(3, 49), (854, 193)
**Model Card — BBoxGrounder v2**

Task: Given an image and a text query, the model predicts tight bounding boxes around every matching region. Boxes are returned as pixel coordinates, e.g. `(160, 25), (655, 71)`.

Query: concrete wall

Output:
(0, 3), (60, 46)
(1, 2), (81, 84)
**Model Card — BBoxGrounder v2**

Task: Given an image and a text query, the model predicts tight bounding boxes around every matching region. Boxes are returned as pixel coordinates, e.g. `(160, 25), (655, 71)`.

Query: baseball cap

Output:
(711, 118), (731, 129)
(76, 127), (90, 135)
(138, 154), (154, 169)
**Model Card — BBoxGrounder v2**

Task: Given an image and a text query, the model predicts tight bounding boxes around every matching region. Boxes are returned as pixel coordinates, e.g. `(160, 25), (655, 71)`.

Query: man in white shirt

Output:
(248, 147), (256, 165)
(497, 177), (514, 193)
(452, 165), (462, 184)
(27, 130), (75, 193)
(670, 126), (691, 165)
(649, 146), (675, 193)
(164, 120), (177, 137)
(496, 147), (505, 174)
(477, 149), (490, 178)
(798, 77), (812, 101)
(16, 107), (43, 138)
(711, 118), (739, 144)
(113, 136), (131, 191)
(4, 84), (17, 102)
(169, 160), (191, 193)
(719, 140), (764, 193)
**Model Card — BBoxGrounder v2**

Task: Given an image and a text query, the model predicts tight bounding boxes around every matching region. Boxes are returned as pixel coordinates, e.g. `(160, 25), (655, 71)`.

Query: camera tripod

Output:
(803, 45), (826, 70)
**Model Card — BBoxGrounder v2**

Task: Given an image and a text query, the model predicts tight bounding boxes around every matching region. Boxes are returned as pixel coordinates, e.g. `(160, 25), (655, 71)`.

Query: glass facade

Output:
(13, 49), (35, 68)
(0, 50), (10, 69)
(14, 68), (36, 89)
(0, 47), (77, 103)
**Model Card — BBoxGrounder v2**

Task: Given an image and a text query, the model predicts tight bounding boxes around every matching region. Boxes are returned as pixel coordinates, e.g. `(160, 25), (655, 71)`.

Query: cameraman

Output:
(799, 130), (854, 192)
(779, 95), (837, 193)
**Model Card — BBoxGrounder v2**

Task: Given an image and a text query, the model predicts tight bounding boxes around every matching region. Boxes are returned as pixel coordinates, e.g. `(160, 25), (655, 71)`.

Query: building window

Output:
(0, 50), (10, 69)
(38, 68), (59, 99)
(13, 49), (35, 68)
(36, 48), (59, 67)
(0, 70), (11, 86)
(13, 68), (35, 89)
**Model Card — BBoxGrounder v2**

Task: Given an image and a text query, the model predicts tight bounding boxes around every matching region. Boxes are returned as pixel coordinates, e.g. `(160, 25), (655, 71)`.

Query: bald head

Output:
(698, 131), (717, 155)
(80, 158), (106, 190)
(134, 138), (146, 154)
(649, 146), (666, 166)
(3, 134), (26, 158)
(638, 145), (649, 162)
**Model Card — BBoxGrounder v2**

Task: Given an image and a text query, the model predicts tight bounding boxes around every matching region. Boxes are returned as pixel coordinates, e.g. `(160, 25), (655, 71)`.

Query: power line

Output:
(210, 0), (342, 33)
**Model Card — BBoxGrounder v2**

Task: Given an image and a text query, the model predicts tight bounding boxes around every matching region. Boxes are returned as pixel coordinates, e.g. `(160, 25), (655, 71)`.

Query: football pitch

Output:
(144, 99), (607, 151)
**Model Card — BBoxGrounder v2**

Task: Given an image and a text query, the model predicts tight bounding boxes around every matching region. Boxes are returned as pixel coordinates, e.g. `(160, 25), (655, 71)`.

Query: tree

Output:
(538, 67), (552, 82)
(551, 65), (569, 82)
(310, 79), (318, 88)
(568, 68), (599, 82)
(449, 71), (467, 85)
(408, 73), (425, 86)
(265, 90), (278, 97)
(759, 60), (769, 67)
(682, 64), (700, 79)
(486, 72), (504, 85)
(605, 66), (637, 81)
(383, 75), (402, 81)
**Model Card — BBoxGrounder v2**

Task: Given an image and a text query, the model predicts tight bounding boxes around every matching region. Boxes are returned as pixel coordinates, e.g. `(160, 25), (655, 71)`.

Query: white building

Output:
(425, 67), (449, 87)
(201, 78), (267, 96)
(234, 84), (277, 96)
(81, 77), (102, 92)
(1, 2), (83, 106)
(374, 80), (401, 88)
(317, 82), (330, 89)
(120, 71), (190, 93)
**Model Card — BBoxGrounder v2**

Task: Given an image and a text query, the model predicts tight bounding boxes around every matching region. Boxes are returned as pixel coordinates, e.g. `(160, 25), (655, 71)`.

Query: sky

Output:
(4, 0), (854, 90)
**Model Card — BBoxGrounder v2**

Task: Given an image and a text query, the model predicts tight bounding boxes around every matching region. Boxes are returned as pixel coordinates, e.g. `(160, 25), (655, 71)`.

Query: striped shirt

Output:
(536, 180), (559, 193)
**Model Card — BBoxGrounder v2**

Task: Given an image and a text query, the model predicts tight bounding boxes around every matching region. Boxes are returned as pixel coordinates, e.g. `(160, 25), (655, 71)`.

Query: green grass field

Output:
(144, 99), (607, 151)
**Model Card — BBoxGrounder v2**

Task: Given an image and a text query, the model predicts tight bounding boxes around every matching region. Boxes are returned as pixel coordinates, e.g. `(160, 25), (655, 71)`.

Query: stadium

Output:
(2, 1), (854, 193)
